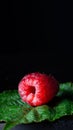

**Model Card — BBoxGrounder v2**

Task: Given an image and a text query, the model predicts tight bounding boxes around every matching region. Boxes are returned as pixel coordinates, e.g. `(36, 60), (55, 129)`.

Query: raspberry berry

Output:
(18, 72), (59, 106)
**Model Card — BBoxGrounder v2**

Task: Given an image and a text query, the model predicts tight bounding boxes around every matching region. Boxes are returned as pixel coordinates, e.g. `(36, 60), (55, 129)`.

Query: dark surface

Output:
(12, 119), (73, 130)
(0, 117), (73, 130)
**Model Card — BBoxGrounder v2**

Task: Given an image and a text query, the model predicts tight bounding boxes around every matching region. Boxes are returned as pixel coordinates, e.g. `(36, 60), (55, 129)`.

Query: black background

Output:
(0, 1), (73, 92)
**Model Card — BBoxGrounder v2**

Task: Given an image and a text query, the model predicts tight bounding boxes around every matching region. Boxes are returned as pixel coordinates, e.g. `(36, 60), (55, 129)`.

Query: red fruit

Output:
(18, 72), (59, 106)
